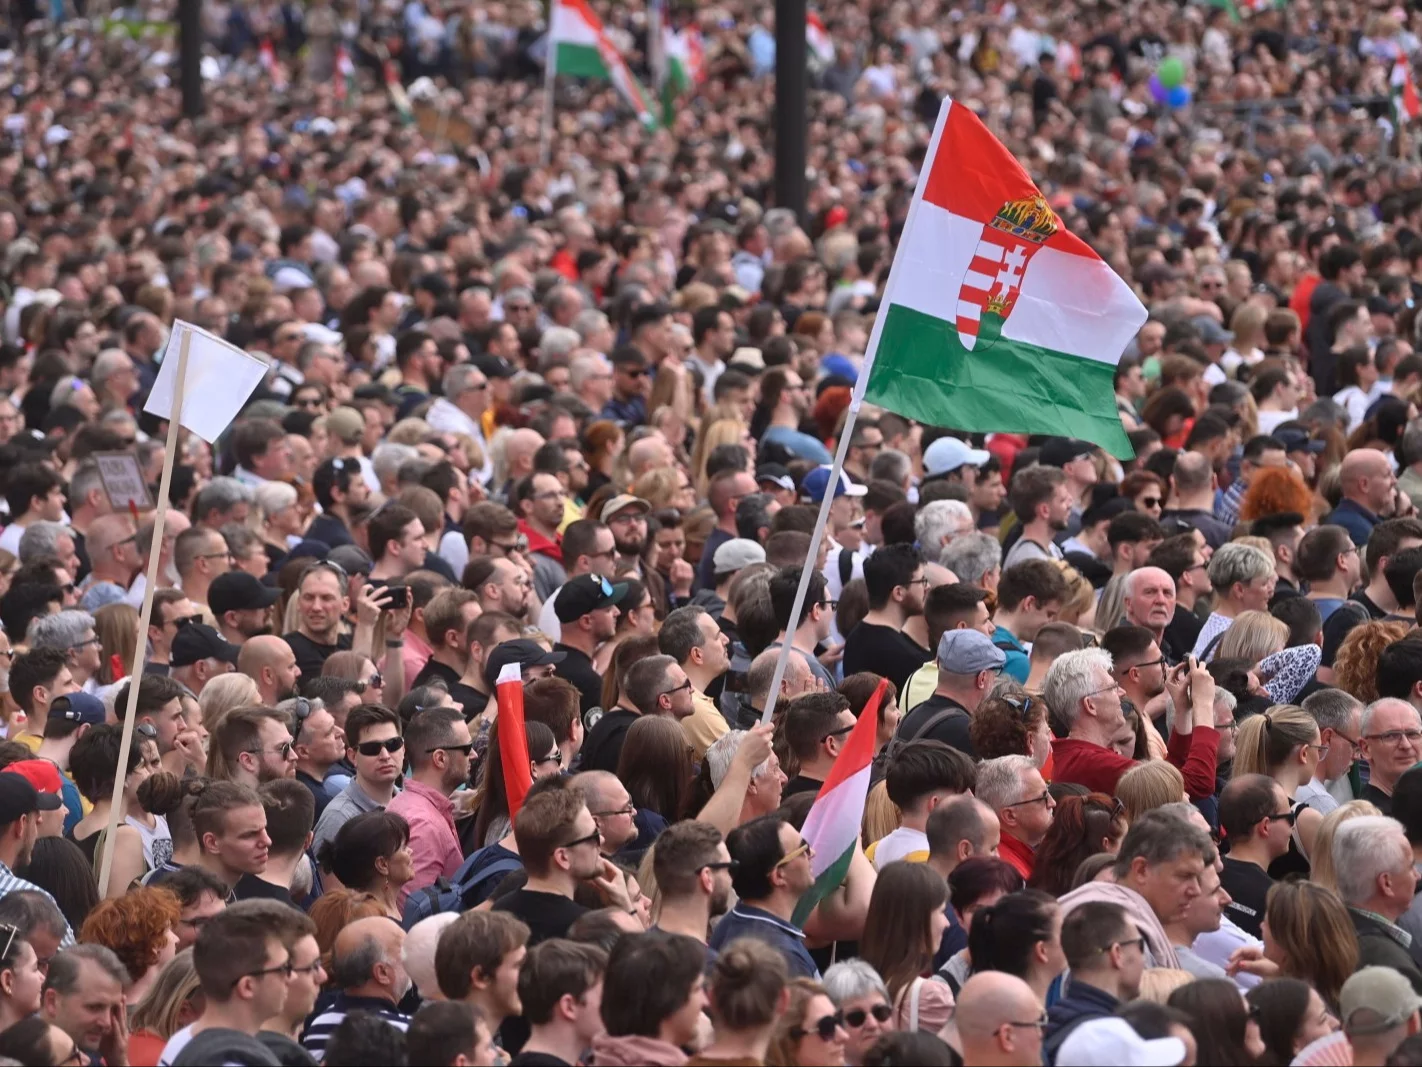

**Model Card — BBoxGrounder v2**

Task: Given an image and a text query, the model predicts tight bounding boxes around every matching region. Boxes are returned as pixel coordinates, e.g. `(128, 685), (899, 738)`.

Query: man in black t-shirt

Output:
(1217, 775), (1292, 938)
(552, 574), (627, 715)
(895, 630), (1006, 757)
(842, 542), (932, 694)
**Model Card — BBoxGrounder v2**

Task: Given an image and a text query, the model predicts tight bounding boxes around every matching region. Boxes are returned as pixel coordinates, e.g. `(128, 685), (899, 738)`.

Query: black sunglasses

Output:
(560, 829), (602, 851)
(844, 1004), (893, 1028)
(426, 742), (476, 755)
(792, 1012), (844, 1042)
(355, 737), (405, 757)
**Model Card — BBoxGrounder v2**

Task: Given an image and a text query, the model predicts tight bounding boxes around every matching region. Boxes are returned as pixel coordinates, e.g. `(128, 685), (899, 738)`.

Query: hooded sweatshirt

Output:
(591, 1033), (689, 1067)
(1056, 880), (1180, 970)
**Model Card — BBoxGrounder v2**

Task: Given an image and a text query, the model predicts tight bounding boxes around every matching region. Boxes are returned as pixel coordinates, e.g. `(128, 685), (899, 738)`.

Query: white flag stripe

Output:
(886, 201), (1139, 366)
(550, 3), (600, 46)
(497, 662), (522, 687)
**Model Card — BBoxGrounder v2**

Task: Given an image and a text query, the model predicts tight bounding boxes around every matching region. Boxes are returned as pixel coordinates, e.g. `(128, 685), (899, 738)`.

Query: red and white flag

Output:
(496, 662), (533, 821)
(259, 39), (288, 92)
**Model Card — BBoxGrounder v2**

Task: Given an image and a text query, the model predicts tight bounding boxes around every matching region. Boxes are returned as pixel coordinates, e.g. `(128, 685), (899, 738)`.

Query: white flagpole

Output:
(761, 97), (953, 725)
(97, 326), (192, 898)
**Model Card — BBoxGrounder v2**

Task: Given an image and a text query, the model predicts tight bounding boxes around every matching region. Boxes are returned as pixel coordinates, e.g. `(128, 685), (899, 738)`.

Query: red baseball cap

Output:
(4, 761), (64, 810)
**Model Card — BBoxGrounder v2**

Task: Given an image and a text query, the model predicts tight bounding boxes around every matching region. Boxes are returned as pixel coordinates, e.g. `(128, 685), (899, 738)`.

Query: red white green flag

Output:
(1394, 59), (1420, 126)
(792, 679), (883, 928)
(807, 12), (835, 64)
(549, 0), (657, 128)
(259, 39), (287, 92)
(862, 98), (1147, 457)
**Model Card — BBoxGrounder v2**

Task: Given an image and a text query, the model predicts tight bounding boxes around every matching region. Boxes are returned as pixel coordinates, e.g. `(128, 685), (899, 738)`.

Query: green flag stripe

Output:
(865, 304), (1134, 457)
(554, 41), (608, 79)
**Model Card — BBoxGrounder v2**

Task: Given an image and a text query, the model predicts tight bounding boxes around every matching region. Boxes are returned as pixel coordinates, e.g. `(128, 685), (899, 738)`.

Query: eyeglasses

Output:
(902, 577), (931, 589)
(1130, 657), (1167, 672)
(237, 960), (293, 986)
(699, 860), (740, 874)
(1365, 729), (1422, 746)
(534, 753), (563, 768)
(1139, 497), (1162, 508)
(1084, 682), (1124, 698)
(1332, 730), (1360, 750)
(135, 723), (158, 741)
(1106, 937), (1146, 955)
(559, 829), (602, 851)
(775, 839), (814, 868)
(166, 614), (204, 629)
(355, 737), (405, 756)
(289, 697), (314, 730)
(301, 559), (351, 585)
(68, 636), (102, 651)
(1265, 808), (1298, 826)
(246, 741), (294, 760)
(592, 804), (637, 818)
(1005, 790), (1052, 809)
(825, 723), (855, 740)
(289, 958), (325, 978)
(426, 742), (476, 755)
(792, 1012), (844, 1042)
(818, 599), (839, 611)
(844, 1004), (893, 1028)
(1306, 742), (1331, 760)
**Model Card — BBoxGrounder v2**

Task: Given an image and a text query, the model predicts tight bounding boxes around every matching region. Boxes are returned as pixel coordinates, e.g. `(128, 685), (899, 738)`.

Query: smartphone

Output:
(385, 584), (410, 610)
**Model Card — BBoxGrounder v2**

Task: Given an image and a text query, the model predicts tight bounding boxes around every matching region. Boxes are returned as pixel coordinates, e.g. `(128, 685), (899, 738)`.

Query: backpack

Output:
(401, 845), (525, 929)
(882, 701), (970, 763)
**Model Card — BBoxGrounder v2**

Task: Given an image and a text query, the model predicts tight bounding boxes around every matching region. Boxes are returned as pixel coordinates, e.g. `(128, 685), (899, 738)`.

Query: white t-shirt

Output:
(157, 1023), (194, 1066)
(536, 585), (563, 642)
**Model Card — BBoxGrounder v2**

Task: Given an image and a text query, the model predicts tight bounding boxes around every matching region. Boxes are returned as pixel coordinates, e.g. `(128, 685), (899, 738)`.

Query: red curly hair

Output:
(78, 886), (180, 983)
(1239, 466), (1315, 523)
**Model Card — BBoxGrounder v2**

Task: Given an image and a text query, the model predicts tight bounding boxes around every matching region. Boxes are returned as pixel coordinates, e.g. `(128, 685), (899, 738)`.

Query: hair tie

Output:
(1263, 712), (1273, 731)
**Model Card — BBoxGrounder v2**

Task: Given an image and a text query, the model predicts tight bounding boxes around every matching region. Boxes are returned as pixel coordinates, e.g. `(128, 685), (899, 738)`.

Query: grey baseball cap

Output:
(936, 629), (1006, 674)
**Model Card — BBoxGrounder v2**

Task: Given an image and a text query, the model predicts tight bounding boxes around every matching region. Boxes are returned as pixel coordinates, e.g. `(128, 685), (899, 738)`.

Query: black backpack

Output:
(401, 845), (525, 928)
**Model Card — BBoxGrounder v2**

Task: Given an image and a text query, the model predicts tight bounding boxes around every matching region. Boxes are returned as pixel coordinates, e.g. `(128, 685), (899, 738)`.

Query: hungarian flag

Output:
(863, 98), (1147, 457)
(334, 45), (354, 104)
(496, 662), (533, 820)
(258, 39), (287, 91)
(807, 12), (835, 64)
(383, 60), (413, 125)
(792, 679), (883, 928)
(659, 27), (704, 123)
(1204, 0), (1280, 22)
(1395, 59), (1420, 126)
(549, 0), (657, 128)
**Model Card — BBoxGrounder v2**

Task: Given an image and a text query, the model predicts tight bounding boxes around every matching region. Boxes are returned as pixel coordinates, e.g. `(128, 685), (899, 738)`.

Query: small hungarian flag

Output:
(807, 12), (835, 64)
(259, 39), (288, 91)
(383, 60), (413, 125)
(863, 98), (1147, 458)
(496, 662), (534, 821)
(793, 679), (883, 928)
(659, 27), (704, 124)
(1204, 0), (1280, 22)
(1395, 59), (1421, 126)
(549, 0), (657, 128)
(334, 45), (354, 104)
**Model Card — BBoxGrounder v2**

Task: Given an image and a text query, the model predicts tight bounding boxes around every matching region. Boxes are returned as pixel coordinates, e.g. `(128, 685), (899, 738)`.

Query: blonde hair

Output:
(691, 417), (748, 495)
(129, 949), (200, 1039)
(1053, 562), (1094, 625)
(1216, 611), (1289, 664)
(1136, 968), (1196, 1005)
(1308, 800), (1383, 893)
(386, 417), (432, 445)
(631, 467), (682, 511)
(1232, 704), (1319, 778)
(1116, 760), (1186, 824)
(197, 672), (262, 732)
(863, 778), (901, 848)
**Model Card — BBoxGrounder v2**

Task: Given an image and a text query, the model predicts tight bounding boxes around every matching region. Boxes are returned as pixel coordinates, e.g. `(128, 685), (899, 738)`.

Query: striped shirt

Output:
(0, 861), (73, 946)
(301, 993), (410, 1059)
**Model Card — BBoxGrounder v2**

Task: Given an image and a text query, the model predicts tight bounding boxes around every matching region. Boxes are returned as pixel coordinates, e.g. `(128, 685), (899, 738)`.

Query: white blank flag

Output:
(143, 322), (270, 442)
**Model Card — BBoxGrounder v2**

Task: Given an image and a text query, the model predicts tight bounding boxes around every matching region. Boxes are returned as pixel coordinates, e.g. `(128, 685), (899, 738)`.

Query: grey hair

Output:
(403, 913), (458, 999)
(539, 326), (581, 359)
(1361, 698), (1421, 738)
(868, 448), (911, 487)
(1043, 648), (1115, 729)
(1207, 542), (1274, 595)
(330, 934), (388, 990)
(1111, 808), (1215, 880)
(0, 890), (67, 943)
(68, 460), (104, 509)
(1303, 688), (1362, 735)
(823, 959), (889, 1007)
(1214, 688), (1238, 715)
(254, 481), (298, 517)
(747, 645), (810, 706)
(442, 362), (486, 399)
(939, 532), (1002, 584)
(569, 354), (611, 392)
(1402, 421), (1422, 469)
(49, 376), (89, 409)
(572, 308), (610, 342)
(18, 521), (73, 563)
(1333, 816), (1412, 906)
(43, 944), (130, 994)
(705, 729), (771, 788)
(915, 500), (973, 551)
(28, 609), (95, 651)
(193, 476), (254, 520)
(974, 755), (1036, 811)
(90, 348), (131, 385)
(371, 442), (420, 484)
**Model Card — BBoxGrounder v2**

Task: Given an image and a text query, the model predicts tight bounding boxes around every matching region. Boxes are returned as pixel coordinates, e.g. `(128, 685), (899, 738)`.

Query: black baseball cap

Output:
(473, 353), (516, 379)
(0, 774), (39, 825)
(171, 624), (241, 668)
(483, 639), (566, 689)
(209, 572), (279, 616)
(553, 574), (628, 624)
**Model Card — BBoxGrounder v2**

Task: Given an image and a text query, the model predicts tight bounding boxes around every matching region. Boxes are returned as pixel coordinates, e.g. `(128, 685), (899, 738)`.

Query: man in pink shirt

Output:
(388, 706), (471, 904)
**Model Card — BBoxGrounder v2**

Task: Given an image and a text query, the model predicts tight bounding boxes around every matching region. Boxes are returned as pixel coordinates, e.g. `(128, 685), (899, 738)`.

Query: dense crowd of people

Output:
(3, 0), (1422, 1065)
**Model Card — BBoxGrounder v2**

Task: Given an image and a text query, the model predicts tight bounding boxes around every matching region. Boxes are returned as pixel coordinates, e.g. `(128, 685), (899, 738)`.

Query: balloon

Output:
(1148, 73), (1169, 104)
(1158, 56), (1186, 89)
(1167, 84), (1191, 108)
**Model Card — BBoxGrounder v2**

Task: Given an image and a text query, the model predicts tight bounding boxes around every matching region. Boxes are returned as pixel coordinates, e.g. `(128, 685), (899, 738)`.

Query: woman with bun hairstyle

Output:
(692, 937), (790, 1065)
(1231, 704), (1325, 876)
(137, 773), (209, 881)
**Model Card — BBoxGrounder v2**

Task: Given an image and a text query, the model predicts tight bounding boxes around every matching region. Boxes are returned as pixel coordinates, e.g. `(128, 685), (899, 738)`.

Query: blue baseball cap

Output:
(800, 465), (867, 504)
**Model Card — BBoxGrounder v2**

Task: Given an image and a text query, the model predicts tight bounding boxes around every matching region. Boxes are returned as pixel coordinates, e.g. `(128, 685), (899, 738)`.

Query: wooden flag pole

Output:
(97, 326), (191, 899)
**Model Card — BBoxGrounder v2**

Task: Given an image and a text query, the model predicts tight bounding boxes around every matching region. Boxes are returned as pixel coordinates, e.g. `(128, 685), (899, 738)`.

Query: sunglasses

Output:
(792, 1012), (844, 1042)
(560, 829), (602, 851)
(167, 614), (204, 629)
(844, 1004), (893, 1028)
(246, 740), (293, 760)
(491, 536), (530, 554)
(775, 839), (813, 868)
(426, 742), (476, 755)
(1139, 497), (1162, 508)
(355, 737), (405, 757)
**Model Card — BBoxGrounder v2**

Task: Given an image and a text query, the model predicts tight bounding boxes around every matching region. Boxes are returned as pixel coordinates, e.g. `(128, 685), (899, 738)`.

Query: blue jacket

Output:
(708, 903), (820, 979)
(1042, 980), (1120, 1065)
(1324, 498), (1380, 547)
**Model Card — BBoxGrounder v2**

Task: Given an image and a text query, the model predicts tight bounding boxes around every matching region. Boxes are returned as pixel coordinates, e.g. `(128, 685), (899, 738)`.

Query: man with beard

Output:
(842, 544), (932, 695)
(601, 495), (651, 574)
(77, 513), (141, 608)
(649, 820), (734, 959)
(553, 574), (626, 715)
(1122, 566), (1183, 664)
(1003, 466), (1071, 569)
(208, 571), (279, 646)
(1103, 626), (1169, 735)
(239, 635), (303, 706)
(535, 519), (616, 640)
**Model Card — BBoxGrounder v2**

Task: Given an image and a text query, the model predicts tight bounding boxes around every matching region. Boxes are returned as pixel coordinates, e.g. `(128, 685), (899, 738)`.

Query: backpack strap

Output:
(838, 546), (855, 587)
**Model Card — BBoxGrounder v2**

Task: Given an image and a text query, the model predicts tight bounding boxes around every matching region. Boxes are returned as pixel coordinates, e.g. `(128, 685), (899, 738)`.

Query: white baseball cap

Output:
(923, 435), (991, 477)
(1056, 1018), (1186, 1067)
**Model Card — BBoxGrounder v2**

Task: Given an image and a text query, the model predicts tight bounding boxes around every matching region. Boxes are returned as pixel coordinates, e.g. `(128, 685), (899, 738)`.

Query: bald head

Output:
(1342, 447), (1392, 484)
(956, 971), (1044, 1064)
(87, 512), (139, 556)
(628, 435), (674, 477)
(571, 769), (622, 810)
(402, 913), (458, 1001)
(332, 915), (406, 993)
(506, 428), (545, 469)
(238, 635), (293, 676)
(748, 645), (813, 707)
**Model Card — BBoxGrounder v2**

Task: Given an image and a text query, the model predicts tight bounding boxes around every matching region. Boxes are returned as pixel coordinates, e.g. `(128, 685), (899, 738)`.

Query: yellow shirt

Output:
(557, 497), (586, 535)
(683, 689), (729, 762)
(866, 827), (930, 869)
(903, 661), (937, 713)
(12, 732), (40, 753)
